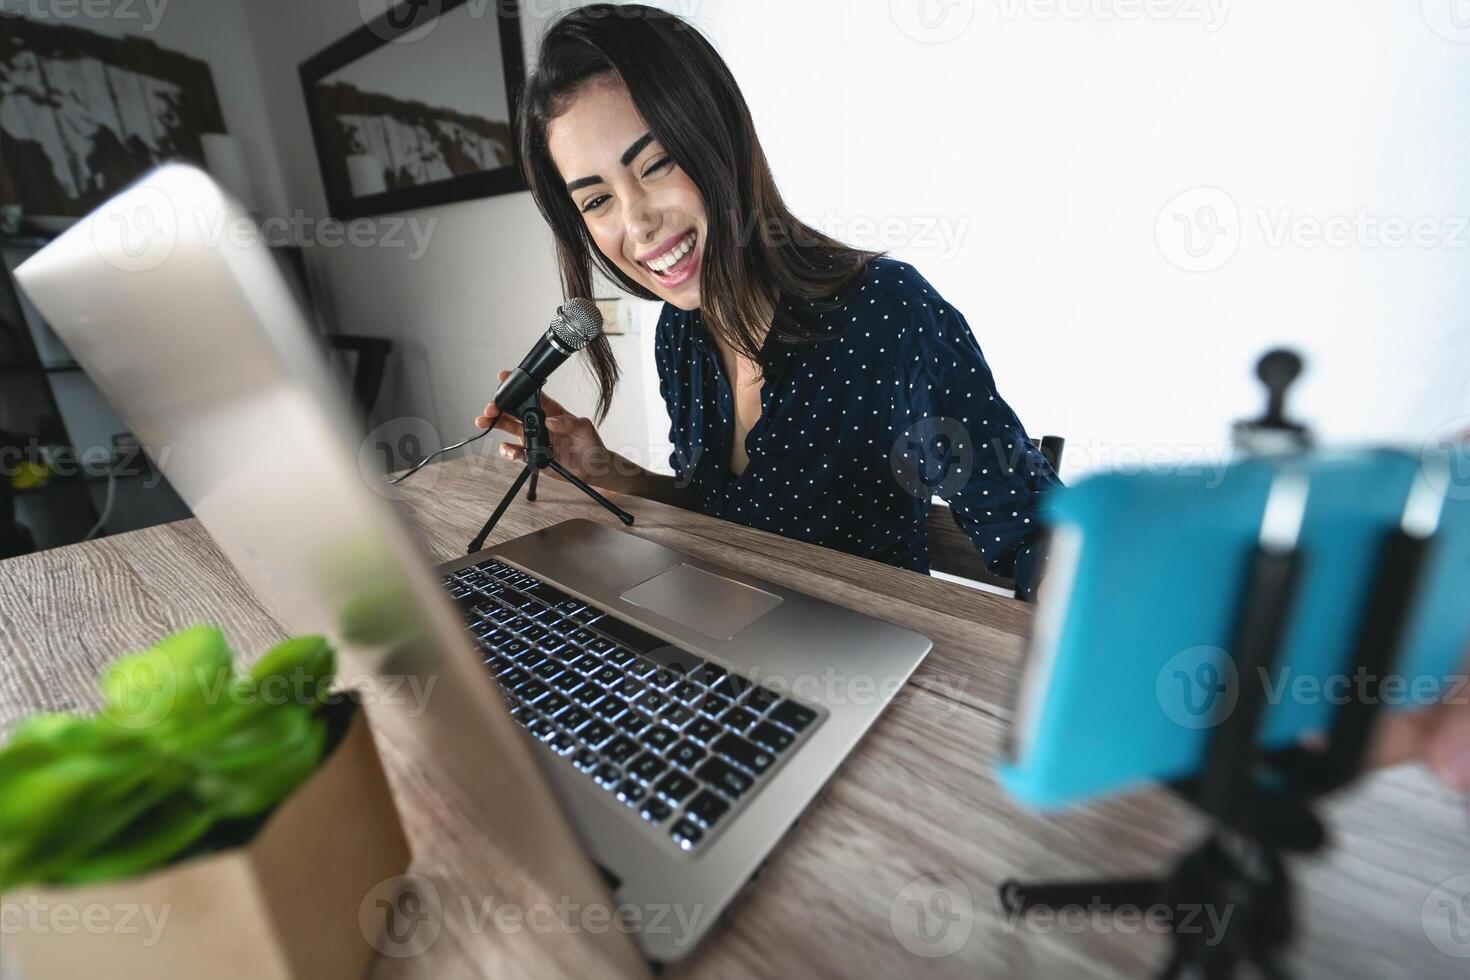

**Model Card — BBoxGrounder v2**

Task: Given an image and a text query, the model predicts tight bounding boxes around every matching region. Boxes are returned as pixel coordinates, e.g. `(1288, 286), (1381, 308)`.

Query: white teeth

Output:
(646, 232), (696, 273)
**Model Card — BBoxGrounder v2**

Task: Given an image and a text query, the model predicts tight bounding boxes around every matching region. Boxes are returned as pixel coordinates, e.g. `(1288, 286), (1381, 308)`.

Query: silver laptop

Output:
(15, 165), (932, 965)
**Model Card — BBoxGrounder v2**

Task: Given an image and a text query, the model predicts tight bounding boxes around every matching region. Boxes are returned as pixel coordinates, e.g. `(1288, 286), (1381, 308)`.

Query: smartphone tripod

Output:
(999, 351), (1440, 978)
(466, 387), (634, 555)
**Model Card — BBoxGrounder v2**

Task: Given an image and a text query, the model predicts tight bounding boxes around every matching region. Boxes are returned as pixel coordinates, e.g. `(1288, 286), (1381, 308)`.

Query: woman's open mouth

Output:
(640, 230), (700, 288)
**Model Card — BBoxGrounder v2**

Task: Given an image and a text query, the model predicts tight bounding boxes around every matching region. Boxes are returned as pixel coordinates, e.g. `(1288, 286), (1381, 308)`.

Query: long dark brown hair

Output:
(518, 3), (880, 423)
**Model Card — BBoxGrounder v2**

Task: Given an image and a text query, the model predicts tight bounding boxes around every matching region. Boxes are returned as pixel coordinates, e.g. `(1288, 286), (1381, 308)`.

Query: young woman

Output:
(475, 4), (1060, 599)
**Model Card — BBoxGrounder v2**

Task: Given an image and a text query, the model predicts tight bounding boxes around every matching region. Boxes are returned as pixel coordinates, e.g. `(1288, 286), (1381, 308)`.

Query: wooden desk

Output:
(1, 455), (1465, 978)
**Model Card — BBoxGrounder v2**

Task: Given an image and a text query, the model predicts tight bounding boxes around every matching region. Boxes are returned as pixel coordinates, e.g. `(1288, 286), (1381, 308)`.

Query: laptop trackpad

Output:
(619, 563), (783, 641)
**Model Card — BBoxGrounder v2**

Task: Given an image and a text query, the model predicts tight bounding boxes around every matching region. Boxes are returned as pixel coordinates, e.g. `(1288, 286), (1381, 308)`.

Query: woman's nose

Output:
(624, 193), (661, 244)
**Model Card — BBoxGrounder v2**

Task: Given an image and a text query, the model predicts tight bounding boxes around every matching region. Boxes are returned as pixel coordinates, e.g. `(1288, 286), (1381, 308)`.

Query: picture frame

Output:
(299, 0), (527, 220)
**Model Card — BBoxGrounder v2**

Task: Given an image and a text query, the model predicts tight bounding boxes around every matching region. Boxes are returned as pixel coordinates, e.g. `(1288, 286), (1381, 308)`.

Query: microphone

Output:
(492, 298), (603, 416)
(386, 298), (602, 486)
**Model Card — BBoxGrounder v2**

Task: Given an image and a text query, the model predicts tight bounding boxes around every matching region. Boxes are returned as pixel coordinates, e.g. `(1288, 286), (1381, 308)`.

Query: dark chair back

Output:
(925, 434), (1064, 589)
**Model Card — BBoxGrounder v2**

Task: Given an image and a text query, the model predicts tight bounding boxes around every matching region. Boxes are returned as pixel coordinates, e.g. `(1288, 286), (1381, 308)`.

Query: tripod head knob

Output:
(1233, 348), (1311, 455)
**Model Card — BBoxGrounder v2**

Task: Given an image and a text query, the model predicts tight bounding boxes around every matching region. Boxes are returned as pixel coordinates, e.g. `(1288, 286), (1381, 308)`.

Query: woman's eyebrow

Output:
(565, 133), (657, 193)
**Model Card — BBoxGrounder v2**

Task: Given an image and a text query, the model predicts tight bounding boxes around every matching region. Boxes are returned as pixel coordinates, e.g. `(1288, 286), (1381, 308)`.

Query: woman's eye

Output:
(580, 194), (611, 213)
(643, 156), (674, 178)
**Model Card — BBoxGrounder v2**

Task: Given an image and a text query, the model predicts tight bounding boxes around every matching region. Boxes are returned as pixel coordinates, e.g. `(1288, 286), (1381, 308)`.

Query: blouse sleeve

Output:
(894, 292), (1061, 600)
(652, 308), (684, 480)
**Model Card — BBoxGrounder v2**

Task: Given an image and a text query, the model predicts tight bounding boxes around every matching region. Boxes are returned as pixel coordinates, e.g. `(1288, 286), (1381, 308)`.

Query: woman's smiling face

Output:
(547, 76), (708, 310)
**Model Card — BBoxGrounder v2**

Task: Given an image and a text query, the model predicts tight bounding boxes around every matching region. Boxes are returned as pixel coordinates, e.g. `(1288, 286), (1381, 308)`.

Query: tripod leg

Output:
(547, 460), (635, 526)
(467, 463), (534, 554)
(528, 469), (539, 502)
(1000, 877), (1163, 915)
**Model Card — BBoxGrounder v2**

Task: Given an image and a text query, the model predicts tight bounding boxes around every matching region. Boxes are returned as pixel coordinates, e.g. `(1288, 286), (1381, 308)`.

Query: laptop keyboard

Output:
(442, 557), (821, 852)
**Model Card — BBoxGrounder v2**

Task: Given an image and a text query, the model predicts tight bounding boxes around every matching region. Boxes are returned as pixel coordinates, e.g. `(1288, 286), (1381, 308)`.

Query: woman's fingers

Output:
(1426, 701), (1470, 792)
(499, 442), (525, 462)
(537, 388), (568, 417)
(474, 372), (519, 429)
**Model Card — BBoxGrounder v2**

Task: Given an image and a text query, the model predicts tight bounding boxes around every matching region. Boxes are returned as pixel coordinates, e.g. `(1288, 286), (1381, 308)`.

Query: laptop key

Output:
(685, 790), (731, 828)
(688, 663), (728, 688)
(769, 700), (818, 733)
(695, 693), (732, 717)
(721, 707), (760, 733)
(538, 692), (570, 717)
(712, 733), (774, 774)
(655, 772), (698, 804)
(628, 752), (669, 784)
(615, 779), (645, 806)
(670, 818), (704, 850)
(667, 739), (706, 770)
(572, 748), (599, 772)
(642, 726), (678, 751)
(593, 764), (621, 788)
(660, 705), (696, 729)
(742, 686), (780, 713)
(640, 798), (673, 824)
(615, 710), (651, 735)
(591, 615), (665, 653)
(560, 707), (592, 732)
(592, 696), (628, 720)
(525, 582), (573, 608)
(748, 721), (795, 753)
(593, 666), (623, 687)
(603, 735), (639, 764)
(695, 758), (754, 798)
(581, 721), (615, 747)
(684, 717), (722, 744)
(548, 732), (575, 755)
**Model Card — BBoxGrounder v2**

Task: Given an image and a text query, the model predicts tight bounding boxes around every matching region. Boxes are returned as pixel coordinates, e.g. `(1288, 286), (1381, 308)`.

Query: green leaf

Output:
(193, 713), (326, 818)
(0, 759), (191, 891)
(248, 635), (336, 705)
(98, 625), (235, 733)
(50, 794), (216, 887)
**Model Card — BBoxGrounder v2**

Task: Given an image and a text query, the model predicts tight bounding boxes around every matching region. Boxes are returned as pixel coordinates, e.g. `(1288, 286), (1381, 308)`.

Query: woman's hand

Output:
(1370, 674), (1470, 792)
(474, 371), (624, 490)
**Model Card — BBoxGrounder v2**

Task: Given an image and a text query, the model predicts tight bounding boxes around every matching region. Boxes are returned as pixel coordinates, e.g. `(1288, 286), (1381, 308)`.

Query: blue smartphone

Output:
(997, 448), (1470, 809)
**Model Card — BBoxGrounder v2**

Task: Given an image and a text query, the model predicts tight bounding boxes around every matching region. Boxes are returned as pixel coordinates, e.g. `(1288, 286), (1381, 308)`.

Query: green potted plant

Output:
(0, 625), (410, 980)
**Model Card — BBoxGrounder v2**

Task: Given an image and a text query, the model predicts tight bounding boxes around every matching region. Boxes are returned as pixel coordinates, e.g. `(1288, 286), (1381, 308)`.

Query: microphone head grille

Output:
(551, 298), (604, 350)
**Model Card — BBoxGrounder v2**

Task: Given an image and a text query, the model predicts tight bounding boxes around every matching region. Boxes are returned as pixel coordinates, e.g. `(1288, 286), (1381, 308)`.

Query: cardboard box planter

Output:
(4, 698), (411, 980)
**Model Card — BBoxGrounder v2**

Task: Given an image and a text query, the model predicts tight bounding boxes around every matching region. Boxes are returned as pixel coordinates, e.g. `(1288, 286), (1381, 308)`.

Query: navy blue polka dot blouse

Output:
(653, 257), (1061, 600)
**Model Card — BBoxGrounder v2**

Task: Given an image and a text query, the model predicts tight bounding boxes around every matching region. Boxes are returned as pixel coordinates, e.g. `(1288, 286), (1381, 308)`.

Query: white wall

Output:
(665, 0), (1470, 477)
(238, 0), (1470, 481)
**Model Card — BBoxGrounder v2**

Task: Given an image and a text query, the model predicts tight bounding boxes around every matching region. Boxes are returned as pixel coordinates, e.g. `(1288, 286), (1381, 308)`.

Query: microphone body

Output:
(492, 298), (603, 414)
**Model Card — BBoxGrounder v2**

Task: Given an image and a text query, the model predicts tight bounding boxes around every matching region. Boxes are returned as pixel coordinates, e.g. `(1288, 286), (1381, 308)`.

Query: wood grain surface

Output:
(1, 455), (1466, 979)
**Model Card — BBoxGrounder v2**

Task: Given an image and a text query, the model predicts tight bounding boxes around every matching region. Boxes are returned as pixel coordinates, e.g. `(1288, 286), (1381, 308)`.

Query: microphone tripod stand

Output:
(466, 387), (634, 555)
